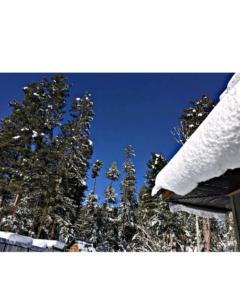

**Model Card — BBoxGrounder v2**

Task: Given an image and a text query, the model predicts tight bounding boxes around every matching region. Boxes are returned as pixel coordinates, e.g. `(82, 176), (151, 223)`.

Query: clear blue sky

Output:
(0, 73), (233, 202)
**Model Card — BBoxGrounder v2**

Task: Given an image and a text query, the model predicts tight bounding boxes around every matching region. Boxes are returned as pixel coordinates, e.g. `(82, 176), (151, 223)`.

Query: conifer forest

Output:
(0, 75), (236, 251)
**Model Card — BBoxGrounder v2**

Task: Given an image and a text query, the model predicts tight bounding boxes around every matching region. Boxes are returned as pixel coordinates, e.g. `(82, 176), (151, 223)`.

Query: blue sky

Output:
(0, 73), (233, 202)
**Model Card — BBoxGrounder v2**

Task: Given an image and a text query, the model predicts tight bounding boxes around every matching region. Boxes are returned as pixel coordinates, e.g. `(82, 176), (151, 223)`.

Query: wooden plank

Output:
(228, 188), (240, 197)
(202, 218), (211, 252)
(230, 192), (240, 251)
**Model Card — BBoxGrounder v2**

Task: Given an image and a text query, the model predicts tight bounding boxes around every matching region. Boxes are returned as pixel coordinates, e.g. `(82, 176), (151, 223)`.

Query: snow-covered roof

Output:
(0, 231), (97, 252)
(152, 73), (240, 196)
(75, 240), (96, 252)
(32, 238), (65, 250)
(0, 231), (65, 250)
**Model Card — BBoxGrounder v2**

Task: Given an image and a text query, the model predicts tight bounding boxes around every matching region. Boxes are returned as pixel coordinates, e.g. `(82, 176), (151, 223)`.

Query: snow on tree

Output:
(104, 161), (120, 205)
(121, 145), (137, 208)
(77, 160), (103, 246)
(55, 92), (95, 242)
(104, 186), (117, 204)
(172, 95), (215, 145)
(106, 161), (120, 182)
(98, 162), (121, 251)
(132, 153), (192, 251)
(91, 160), (103, 194)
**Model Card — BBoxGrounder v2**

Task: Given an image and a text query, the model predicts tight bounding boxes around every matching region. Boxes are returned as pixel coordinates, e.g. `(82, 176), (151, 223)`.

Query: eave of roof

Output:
(160, 168), (240, 211)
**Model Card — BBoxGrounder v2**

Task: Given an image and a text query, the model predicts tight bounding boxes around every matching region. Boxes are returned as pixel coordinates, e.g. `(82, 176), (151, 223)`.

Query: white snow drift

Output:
(152, 73), (240, 196)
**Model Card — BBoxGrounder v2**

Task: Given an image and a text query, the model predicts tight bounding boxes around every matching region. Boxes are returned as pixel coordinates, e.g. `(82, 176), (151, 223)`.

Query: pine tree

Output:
(54, 92), (95, 242)
(121, 145), (137, 208)
(0, 76), (69, 237)
(172, 95), (215, 144)
(25, 76), (70, 240)
(79, 191), (99, 244)
(0, 77), (95, 244)
(99, 162), (121, 251)
(77, 159), (103, 246)
(91, 160), (103, 194)
(104, 161), (120, 205)
(133, 153), (166, 251)
(119, 145), (137, 250)
(136, 153), (166, 237)
(106, 161), (120, 182)
(138, 154), (166, 216)
(132, 152), (190, 251)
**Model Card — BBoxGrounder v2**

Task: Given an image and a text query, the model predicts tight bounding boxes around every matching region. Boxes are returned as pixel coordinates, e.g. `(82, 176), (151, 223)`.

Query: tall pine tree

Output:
(119, 145), (137, 250)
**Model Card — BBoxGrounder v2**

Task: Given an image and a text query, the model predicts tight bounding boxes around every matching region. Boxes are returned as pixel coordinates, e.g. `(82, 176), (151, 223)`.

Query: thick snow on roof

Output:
(0, 231), (65, 250)
(152, 73), (240, 196)
(32, 239), (65, 250)
(0, 231), (32, 245)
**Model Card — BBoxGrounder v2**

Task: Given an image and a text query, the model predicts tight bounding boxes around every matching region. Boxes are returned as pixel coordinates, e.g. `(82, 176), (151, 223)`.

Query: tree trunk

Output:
(12, 193), (22, 215)
(50, 219), (57, 240)
(169, 233), (173, 251)
(36, 207), (47, 239)
(37, 225), (43, 239)
(14, 193), (22, 206)
(195, 216), (201, 251)
(0, 194), (3, 223)
(93, 178), (97, 194)
(202, 218), (211, 252)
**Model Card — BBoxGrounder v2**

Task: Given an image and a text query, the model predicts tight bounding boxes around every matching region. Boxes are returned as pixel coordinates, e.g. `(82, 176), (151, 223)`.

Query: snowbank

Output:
(152, 73), (240, 196)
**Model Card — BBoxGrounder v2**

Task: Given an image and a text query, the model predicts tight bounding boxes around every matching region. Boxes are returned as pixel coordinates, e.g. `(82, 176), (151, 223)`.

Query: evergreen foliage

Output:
(101, 162), (121, 251)
(119, 145), (137, 250)
(172, 95), (215, 144)
(0, 76), (94, 243)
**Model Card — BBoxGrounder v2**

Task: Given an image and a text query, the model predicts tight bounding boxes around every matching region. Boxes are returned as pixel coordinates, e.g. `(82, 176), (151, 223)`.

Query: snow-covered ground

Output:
(152, 73), (240, 196)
